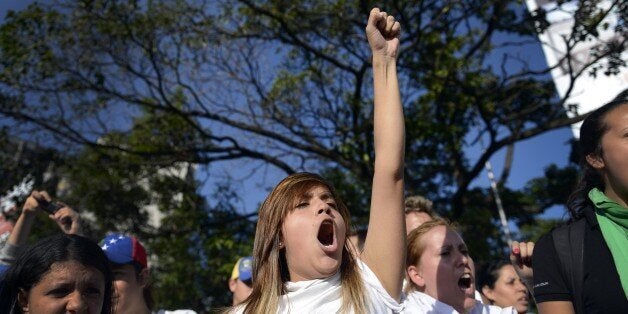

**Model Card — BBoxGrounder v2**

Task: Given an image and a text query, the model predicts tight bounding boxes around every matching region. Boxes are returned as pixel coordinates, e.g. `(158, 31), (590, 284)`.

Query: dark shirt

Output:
(533, 207), (627, 313)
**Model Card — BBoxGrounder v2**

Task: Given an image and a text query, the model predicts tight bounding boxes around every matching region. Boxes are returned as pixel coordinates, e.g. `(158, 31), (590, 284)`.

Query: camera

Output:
(40, 201), (64, 214)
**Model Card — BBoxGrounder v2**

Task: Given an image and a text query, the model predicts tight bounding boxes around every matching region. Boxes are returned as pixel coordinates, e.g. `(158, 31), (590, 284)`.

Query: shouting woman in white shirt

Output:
(232, 7), (405, 314)
(404, 219), (515, 314)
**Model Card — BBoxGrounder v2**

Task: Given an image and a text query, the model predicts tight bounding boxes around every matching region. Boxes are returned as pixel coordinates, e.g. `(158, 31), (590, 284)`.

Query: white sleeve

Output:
(0, 243), (22, 266)
(358, 260), (404, 313)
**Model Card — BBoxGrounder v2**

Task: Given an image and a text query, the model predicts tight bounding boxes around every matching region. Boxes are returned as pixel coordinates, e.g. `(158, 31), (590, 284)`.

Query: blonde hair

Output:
(240, 173), (367, 314)
(405, 218), (451, 293)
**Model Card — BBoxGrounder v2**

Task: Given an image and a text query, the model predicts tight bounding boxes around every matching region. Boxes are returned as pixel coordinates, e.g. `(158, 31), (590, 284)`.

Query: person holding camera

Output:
(0, 190), (82, 276)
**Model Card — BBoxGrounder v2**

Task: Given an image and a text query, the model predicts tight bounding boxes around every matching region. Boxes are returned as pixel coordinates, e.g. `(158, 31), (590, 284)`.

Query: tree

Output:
(0, 130), (69, 243)
(0, 98), (253, 310)
(0, 0), (625, 305)
(0, 131), (61, 196)
(57, 106), (254, 310)
(149, 180), (254, 309)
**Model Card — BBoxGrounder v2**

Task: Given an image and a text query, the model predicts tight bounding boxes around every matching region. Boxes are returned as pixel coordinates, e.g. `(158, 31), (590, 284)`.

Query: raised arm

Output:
(6, 191), (48, 245)
(0, 191), (47, 267)
(361, 7), (405, 301)
(0, 191), (82, 262)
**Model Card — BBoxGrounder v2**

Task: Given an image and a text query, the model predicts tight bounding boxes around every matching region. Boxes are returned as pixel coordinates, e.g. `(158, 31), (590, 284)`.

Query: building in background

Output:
(140, 162), (196, 228)
(525, 0), (628, 138)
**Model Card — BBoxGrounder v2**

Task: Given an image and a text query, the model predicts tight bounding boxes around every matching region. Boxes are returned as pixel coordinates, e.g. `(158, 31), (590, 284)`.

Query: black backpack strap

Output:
(552, 219), (586, 314)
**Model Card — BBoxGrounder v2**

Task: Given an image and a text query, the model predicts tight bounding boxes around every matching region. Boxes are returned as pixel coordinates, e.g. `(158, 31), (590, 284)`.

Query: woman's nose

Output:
(516, 279), (528, 292)
(456, 251), (469, 266)
(65, 291), (88, 313)
(317, 207), (331, 215)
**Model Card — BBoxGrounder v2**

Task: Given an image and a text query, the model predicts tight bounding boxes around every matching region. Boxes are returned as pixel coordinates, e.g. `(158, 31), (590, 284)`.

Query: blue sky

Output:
(0, 1), (30, 17)
(0, 1), (576, 223)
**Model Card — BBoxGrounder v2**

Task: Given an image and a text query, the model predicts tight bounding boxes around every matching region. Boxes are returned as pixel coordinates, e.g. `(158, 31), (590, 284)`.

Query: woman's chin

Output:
(463, 296), (478, 311)
(312, 256), (341, 278)
(515, 303), (529, 314)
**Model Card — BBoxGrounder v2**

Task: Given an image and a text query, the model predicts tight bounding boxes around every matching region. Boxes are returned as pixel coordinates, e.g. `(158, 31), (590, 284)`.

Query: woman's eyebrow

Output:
(299, 191), (313, 199)
(439, 244), (453, 251)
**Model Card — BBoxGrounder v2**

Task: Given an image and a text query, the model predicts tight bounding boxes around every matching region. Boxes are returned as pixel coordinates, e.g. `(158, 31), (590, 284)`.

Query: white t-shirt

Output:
(402, 291), (515, 314)
(234, 260), (402, 313)
(402, 280), (483, 305)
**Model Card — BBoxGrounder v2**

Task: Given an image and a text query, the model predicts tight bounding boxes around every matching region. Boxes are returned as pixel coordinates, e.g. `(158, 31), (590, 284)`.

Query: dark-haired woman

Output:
(478, 260), (529, 314)
(0, 234), (113, 314)
(532, 92), (628, 314)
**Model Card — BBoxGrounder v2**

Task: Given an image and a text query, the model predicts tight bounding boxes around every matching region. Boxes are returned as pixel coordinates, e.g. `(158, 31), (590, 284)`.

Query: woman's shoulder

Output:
(536, 211), (590, 250)
(403, 291), (457, 313)
(357, 259), (404, 312)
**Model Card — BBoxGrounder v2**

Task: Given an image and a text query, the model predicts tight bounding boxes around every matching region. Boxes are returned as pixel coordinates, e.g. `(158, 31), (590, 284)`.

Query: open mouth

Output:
(317, 220), (335, 246)
(458, 273), (472, 290)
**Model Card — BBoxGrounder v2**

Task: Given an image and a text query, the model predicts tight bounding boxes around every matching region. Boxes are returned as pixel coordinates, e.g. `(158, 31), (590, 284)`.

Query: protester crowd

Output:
(0, 7), (626, 314)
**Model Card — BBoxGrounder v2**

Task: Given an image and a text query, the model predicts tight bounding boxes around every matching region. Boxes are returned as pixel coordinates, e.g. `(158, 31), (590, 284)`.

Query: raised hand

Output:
(22, 190), (82, 235)
(50, 205), (82, 235)
(22, 190), (52, 214)
(366, 8), (401, 60)
(510, 240), (534, 289)
(6, 190), (55, 248)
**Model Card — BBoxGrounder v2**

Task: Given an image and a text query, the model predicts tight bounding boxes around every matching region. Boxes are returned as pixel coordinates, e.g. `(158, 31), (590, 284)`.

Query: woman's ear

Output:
(481, 285), (495, 304)
(407, 265), (425, 289)
(586, 153), (605, 170)
(228, 278), (237, 293)
(138, 268), (150, 288)
(18, 288), (30, 313)
(278, 233), (285, 249)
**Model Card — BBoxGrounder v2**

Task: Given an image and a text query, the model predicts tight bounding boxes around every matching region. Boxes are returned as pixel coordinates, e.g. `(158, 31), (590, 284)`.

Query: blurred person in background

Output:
(405, 195), (435, 235)
(478, 260), (529, 314)
(100, 233), (197, 314)
(0, 190), (81, 276)
(229, 256), (253, 306)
